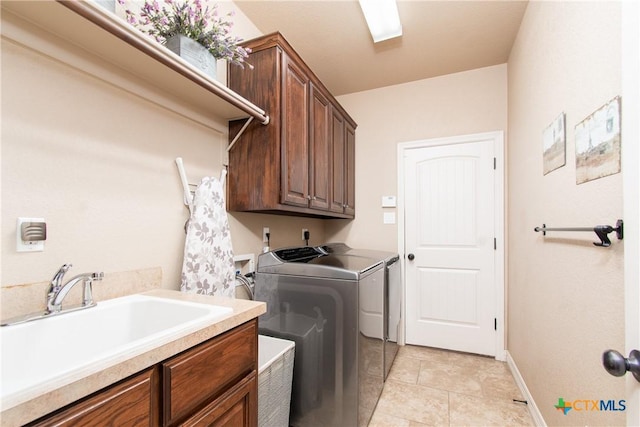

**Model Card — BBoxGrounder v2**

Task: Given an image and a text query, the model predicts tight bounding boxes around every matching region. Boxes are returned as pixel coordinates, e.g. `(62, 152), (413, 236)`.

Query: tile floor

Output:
(369, 345), (535, 426)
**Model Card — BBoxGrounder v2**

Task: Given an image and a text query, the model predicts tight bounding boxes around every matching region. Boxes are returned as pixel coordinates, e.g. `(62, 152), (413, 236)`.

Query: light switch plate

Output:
(17, 217), (45, 252)
(382, 196), (397, 207)
(383, 212), (396, 224)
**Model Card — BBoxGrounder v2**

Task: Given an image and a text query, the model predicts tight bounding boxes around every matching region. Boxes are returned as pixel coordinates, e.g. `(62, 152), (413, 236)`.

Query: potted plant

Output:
(118, 0), (252, 79)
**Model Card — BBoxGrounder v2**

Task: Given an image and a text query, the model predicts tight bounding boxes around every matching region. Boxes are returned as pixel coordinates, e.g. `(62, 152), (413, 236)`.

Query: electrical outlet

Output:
(263, 227), (270, 243)
(17, 217), (46, 252)
(302, 228), (309, 241)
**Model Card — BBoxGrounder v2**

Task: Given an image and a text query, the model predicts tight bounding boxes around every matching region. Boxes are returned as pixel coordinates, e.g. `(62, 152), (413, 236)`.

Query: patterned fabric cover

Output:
(180, 176), (235, 298)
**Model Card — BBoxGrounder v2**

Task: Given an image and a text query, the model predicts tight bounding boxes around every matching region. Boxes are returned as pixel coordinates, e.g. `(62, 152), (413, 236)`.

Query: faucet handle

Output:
(46, 264), (73, 312)
(51, 264), (73, 287)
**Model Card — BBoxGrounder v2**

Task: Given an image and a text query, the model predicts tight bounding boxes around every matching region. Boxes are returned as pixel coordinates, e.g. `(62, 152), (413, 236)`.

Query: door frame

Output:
(397, 131), (505, 360)
(622, 0), (639, 423)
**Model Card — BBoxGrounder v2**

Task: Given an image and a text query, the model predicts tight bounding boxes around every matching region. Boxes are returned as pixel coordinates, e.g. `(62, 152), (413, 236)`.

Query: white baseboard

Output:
(506, 351), (547, 426)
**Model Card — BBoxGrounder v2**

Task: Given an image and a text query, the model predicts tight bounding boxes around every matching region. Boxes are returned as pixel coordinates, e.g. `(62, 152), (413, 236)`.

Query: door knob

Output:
(407, 253), (415, 261)
(602, 349), (640, 382)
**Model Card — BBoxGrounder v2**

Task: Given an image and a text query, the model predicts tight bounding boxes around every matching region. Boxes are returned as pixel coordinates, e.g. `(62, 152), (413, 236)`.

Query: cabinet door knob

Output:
(407, 253), (415, 261)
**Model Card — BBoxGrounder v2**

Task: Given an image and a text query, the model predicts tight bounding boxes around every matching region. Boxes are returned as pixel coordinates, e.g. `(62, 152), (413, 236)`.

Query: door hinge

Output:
(493, 157), (496, 170)
(494, 237), (497, 250)
(494, 318), (497, 331)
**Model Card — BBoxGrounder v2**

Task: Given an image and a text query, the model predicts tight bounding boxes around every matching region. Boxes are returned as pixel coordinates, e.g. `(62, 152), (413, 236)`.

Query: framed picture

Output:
(575, 96), (621, 184)
(543, 113), (566, 175)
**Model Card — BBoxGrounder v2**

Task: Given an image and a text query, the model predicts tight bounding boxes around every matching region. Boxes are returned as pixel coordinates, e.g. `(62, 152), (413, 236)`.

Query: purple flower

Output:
(121, 0), (251, 67)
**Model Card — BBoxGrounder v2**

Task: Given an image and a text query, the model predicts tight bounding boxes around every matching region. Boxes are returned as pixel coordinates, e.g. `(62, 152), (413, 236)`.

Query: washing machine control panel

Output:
(274, 246), (324, 262)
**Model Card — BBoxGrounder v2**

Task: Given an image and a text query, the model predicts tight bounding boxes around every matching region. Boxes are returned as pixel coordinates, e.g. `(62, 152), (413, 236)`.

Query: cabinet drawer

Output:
(163, 320), (257, 426)
(181, 372), (257, 427)
(29, 367), (159, 427)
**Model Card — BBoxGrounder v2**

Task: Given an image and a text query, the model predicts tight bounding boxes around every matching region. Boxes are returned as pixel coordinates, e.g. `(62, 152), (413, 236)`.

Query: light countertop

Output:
(0, 290), (266, 426)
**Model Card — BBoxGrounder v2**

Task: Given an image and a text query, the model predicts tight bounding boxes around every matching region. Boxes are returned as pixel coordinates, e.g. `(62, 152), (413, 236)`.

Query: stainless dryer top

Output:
(257, 246), (384, 280)
(321, 243), (400, 264)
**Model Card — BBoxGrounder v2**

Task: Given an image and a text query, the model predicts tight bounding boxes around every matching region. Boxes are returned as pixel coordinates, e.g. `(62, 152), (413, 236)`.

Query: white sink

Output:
(0, 294), (233, 407)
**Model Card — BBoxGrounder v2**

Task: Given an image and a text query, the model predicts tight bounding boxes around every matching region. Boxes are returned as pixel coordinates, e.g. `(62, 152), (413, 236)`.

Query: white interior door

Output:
(621, 1), (640, 423)
(403, 133), (501, 357)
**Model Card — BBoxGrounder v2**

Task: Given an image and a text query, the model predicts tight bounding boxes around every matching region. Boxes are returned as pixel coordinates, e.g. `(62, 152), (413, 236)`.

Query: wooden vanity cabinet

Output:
(29, 367), (160, 427)
(228, 32), (356, 218)
(28, 320), (258, 427)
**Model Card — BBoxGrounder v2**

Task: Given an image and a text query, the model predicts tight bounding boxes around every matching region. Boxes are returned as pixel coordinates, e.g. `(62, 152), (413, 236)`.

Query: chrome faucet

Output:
(45, 264), (104, 314)
(1, 264), (105, 326)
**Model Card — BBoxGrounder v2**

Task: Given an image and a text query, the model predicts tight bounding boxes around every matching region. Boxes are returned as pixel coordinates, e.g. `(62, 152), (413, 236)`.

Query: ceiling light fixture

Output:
(358, 0), (403, 43)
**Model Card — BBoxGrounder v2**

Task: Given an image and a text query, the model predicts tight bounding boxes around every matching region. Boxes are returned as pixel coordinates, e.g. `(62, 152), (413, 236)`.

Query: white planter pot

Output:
(94, 0), (115, 13)
(165, 34), (217, 80)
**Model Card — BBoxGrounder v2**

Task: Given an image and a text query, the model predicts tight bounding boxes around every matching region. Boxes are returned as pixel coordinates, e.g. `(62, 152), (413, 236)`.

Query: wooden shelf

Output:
(1, 0), (269, 124)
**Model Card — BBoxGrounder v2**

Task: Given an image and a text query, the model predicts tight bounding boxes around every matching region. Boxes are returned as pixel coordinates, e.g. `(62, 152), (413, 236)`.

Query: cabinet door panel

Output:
(330, 109), (346, 213)
(309, 84), (331, 210)
(345, 122), (356, 217)
(228, 47), (281, 212)
(30, 368), (159, 427)
(281, 56), (309, 207)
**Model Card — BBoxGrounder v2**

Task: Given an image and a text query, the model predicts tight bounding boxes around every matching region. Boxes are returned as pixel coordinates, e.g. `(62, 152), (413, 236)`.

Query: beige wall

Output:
(0, 3), (325, 295)
(328, 65), (508, 252)
(507, 2), (624, 425)
(3, 5), (627, 424)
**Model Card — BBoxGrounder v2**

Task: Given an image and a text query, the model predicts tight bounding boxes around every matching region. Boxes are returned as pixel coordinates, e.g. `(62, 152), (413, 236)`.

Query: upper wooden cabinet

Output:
(228, 32), (357, 219)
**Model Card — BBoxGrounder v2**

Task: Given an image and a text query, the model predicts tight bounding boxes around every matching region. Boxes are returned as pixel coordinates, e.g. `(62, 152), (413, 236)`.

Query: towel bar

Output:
(534, 219), (623, 247)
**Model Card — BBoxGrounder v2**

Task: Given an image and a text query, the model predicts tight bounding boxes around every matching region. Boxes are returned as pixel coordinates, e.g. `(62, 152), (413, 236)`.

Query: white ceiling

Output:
(234, 1), (529, 96)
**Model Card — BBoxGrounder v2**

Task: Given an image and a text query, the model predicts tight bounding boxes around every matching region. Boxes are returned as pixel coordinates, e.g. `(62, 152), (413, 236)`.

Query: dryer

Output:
(320, 243), (402, 380)
(255, 245), (387, 427)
